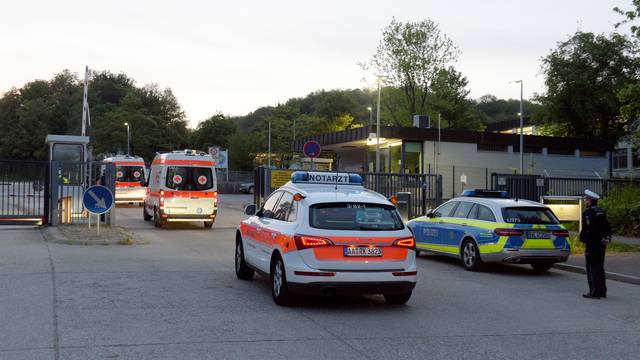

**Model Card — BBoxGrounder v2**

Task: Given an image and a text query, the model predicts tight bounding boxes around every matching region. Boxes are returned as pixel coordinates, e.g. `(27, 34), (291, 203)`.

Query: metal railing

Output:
(0, 160), (50, 225)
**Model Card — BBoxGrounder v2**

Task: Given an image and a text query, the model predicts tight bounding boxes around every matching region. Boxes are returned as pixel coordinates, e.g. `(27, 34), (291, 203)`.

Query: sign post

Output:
(82, 185), (114, 236)
(303, 140), (321, 171)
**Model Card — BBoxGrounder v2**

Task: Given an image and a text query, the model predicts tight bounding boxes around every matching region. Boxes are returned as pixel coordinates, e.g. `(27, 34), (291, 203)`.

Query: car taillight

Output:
(213, 191), (218, 206)
(392, 236), (415, 249)
(494, 228), (523, 236)
(294, 235), (334, 250)
(159, 190), (164, 206)
(552, 229), (570, 237)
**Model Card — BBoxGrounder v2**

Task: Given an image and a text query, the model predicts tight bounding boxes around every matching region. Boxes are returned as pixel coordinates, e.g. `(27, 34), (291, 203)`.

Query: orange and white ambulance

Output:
(103, 155), (147, 206)
(143, 150), (218, 228)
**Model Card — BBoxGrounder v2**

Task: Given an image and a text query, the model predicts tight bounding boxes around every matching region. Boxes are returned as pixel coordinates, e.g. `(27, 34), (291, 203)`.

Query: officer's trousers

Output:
(585, 251), (606, 297)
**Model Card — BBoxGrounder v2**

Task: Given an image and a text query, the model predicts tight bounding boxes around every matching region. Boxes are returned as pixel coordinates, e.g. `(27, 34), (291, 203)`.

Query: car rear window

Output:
(502, 207), (559, 224)
(116, 166), (144, 182)
(166, 166), (214, 191)
(309, 203), (404, 231)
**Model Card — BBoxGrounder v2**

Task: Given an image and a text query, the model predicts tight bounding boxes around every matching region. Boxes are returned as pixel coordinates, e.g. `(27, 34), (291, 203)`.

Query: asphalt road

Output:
(1, 194), (640, 360)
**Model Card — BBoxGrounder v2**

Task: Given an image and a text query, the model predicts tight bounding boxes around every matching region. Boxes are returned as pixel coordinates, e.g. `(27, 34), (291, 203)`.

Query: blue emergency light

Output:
(291, 171), (363, 185)
(461, 189), (509, 198)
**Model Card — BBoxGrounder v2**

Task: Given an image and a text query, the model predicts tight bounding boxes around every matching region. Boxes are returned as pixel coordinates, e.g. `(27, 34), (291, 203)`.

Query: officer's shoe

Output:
(583, 293), (601, 299)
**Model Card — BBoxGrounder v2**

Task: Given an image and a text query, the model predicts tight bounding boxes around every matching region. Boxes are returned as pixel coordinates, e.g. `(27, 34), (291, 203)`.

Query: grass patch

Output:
(117, 237), (134, 246)
(568, 235), (640, 254)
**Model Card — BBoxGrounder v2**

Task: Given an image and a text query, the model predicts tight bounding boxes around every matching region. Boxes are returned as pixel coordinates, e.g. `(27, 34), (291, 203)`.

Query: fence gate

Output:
(491, 173), (548, 201)
(0, 160), (50, 225)
(254, 168), (442, 219)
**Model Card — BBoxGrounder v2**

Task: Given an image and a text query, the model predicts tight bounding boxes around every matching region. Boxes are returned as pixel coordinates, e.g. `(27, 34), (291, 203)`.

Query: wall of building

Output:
(336, 148), (367, 172)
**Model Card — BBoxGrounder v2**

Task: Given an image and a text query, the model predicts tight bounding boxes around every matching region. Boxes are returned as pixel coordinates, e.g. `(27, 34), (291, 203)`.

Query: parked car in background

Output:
(239, 182), (254, 194)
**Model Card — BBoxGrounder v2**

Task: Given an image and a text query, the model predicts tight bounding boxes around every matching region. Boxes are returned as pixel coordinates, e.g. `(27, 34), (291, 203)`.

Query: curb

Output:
(40, 226), (145, 246)
(553, 263), (640, 285)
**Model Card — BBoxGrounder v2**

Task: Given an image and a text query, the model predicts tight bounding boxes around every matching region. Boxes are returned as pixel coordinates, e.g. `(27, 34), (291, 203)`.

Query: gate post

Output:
(49, 161), (60, 226)
(104, 162), (116, 226)
(436, 174), (443, 206)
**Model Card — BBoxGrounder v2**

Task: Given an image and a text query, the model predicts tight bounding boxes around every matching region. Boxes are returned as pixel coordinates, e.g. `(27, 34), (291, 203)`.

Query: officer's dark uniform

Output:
(579, 203), (612, 298)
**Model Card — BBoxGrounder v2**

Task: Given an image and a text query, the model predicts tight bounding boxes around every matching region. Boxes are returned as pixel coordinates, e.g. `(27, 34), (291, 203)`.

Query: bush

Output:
(600, 186), (640, 237)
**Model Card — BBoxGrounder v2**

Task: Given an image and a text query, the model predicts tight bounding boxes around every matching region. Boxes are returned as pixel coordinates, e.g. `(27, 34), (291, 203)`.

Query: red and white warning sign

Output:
(116, 171), (124, 178)
(197, 175), (208, 185)
(172, 174), (183, 184)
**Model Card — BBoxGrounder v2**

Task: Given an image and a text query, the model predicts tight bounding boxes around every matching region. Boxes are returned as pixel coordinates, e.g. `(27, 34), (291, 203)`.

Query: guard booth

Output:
(46, 135), (116, 226)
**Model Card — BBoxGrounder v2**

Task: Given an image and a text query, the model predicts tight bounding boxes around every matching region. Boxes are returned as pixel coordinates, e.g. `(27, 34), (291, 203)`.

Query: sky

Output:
(0, 0), (632, 127)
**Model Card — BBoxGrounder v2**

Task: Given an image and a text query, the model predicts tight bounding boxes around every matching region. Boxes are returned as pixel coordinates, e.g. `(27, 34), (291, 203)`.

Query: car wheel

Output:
(153, 208), (163, 228)
(249, 186), (254, 194)
(384, 292), (413, 305)
(461, 239), (482, 271)
(271, 254), (293, 306)
(235, 238), (254, 280)
(531, 263), (553, 272)
(143, 205), (152, 221)
(203, 221), (213, 229)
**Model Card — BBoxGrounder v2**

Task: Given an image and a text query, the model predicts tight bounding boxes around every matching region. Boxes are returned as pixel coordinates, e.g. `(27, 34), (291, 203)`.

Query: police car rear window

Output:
(309, 203), (404, 231)
(502, 207), (559, 224)
(166, 167), (213, 191)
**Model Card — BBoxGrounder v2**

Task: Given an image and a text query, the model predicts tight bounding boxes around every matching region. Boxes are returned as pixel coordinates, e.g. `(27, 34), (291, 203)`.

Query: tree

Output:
(366, 17), (459, 123)
(615, 1), (640, 142)
(614, 0), (640, 38)
(429, 67), (483, 130)
(191, 113), (237, 151)
(535, 31), (639, 143)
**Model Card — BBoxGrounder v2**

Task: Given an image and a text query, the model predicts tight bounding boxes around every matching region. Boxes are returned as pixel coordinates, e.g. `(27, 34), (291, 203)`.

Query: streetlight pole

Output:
(376, 78), (382, 172)
(367, 106), (373, 126)
(124, 122), (130, 155)
(515, 80), (524, 174)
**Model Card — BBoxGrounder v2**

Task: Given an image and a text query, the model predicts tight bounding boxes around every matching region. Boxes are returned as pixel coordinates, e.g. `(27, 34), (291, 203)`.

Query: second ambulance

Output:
(144, 150), (218, 228)
(103, 155), (147, 206)
(235, 171), (417, 305)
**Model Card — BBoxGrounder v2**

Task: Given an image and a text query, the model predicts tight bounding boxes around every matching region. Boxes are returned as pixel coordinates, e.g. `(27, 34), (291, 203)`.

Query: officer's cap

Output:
(584, 189), (600, 200)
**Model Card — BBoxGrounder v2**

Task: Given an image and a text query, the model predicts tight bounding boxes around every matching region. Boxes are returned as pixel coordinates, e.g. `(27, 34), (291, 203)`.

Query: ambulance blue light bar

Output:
(461, 189), (509, 198)
(291, 171), (363, 185)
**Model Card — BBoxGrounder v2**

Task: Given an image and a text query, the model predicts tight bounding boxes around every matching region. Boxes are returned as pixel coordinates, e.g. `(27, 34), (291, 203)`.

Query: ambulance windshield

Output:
(166, 166), (214, 191)
(116, 166), (145, 183)
(309, 203), (404, 231)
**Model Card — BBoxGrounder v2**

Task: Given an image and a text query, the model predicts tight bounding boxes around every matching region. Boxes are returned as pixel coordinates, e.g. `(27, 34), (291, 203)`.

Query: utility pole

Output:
(124, 122), (130, 155)
(376, 78), (382, 172)
(367, 106), (373, 126)
(268, 120), (272, 168)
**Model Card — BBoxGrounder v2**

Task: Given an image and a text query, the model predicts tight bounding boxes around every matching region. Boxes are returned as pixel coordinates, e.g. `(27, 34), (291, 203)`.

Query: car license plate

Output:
(344, 246), (382, 257)
(527, 231), (550, 239)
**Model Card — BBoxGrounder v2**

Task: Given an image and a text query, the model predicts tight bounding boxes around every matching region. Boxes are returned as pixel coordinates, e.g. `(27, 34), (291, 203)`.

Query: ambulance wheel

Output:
(384, 292), (412, 305)
(143, 205), (152, 221)
(153, 208), (163, 228)
(461, 239), (482, 271)
(531, 263), (552, 272)
(235, 237), (254, 280)
(203, 221), (213, 229)
(271, 254), (293, 306)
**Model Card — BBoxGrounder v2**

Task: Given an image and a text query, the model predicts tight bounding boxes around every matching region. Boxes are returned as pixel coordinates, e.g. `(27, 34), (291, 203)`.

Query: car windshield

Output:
(166, 166), (214, 191)
(502, 207), (559, 224)
(116, 166), (145, 182)
(309, 203), (404, 231)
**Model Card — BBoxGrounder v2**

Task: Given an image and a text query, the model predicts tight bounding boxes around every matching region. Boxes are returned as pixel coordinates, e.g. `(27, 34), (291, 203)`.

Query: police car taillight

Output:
(494, 228), (523, 236)
(552, 229), (569, 237)
(294, 235), (334, 249)
(392, 236), (415, 249)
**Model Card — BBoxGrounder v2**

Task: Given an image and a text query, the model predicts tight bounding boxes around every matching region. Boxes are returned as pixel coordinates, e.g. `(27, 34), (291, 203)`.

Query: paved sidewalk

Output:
(612, 235), (640, 247)
(564, 252), (640, 279)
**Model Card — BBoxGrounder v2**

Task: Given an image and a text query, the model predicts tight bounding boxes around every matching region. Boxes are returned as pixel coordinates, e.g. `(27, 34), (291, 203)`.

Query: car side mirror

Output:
(244, 204), (258, 216)
(426, 211), (435, 218)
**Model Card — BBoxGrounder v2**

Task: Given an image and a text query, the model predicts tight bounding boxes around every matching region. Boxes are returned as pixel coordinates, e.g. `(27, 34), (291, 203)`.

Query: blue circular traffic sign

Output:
(83, 185), (114, 215)
(303, 140), (321, 158)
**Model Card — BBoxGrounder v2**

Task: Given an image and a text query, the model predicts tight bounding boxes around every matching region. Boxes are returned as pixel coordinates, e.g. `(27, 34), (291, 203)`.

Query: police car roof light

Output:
(290, 171), (363, 185)
(461, 189), (509, 198)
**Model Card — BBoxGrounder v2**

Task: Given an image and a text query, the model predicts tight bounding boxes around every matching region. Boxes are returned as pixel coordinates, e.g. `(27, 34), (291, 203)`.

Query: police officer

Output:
(580, 190), (612, 299)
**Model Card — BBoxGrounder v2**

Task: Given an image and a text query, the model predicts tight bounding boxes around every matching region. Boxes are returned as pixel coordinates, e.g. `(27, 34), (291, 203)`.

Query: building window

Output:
(547, 148), (575, 156)
(581, 150), (606, 158)
(633, 149), (640, 168)
(512, 145), (543, 154)
(403, 142), (422, 174)
(613, 149), (628, 169)
(477, 144), (508, 152)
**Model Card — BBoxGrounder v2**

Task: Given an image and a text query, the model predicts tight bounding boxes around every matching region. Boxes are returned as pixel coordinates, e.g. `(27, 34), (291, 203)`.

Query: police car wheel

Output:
(384, 292), (412, 305)
(235, 238), (254, 280)
(530, 263), (552, 272)
(203, 221), (213, 229)
(143, 205), (152, 221)
(461, 239), (482, 271)
(271, 255), (293, 306)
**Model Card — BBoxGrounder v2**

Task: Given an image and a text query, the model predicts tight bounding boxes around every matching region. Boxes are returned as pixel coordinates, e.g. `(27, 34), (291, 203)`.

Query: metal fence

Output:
(491, 173), (640, 201)
(253, 168), (442, 219)
(0, 160), (50, 225)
